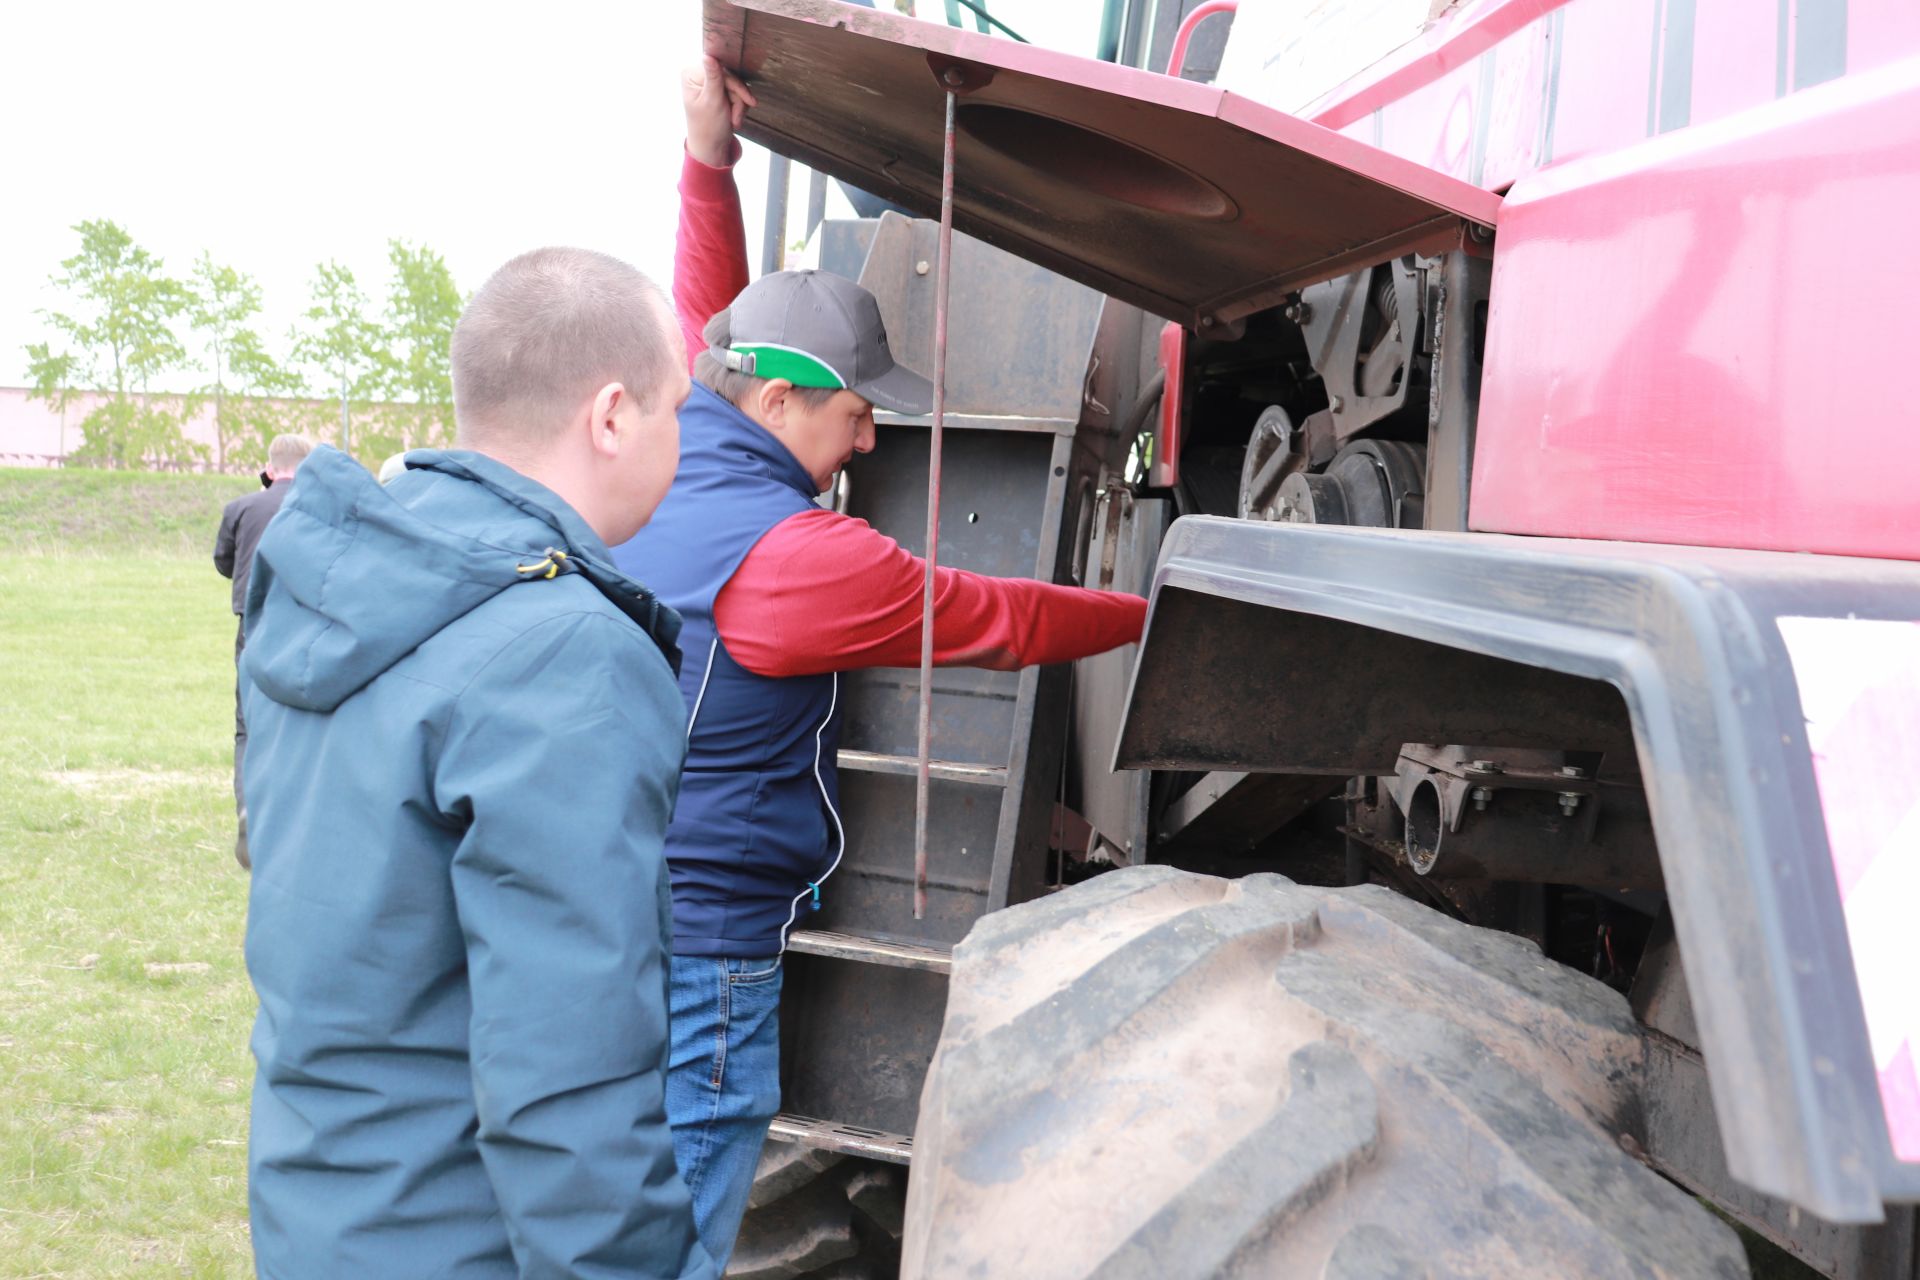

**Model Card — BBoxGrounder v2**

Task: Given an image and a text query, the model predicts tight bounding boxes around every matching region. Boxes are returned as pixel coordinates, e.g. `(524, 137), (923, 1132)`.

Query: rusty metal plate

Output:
(703, 0), (1503, 327)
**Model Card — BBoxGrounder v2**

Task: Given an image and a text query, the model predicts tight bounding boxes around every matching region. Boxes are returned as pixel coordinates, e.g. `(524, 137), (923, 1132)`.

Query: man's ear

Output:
(588, 381), (627, 458)
(754, 378), (794, 428)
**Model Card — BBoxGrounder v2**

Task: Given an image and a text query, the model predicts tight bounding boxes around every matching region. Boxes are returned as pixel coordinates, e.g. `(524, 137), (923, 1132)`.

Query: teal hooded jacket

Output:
(239, 446), (714, 1280)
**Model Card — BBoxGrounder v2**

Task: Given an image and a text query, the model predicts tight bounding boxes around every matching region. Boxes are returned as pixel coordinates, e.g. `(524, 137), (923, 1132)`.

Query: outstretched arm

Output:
(675, 55), (757, 369)
(715, 509), (1148, 678)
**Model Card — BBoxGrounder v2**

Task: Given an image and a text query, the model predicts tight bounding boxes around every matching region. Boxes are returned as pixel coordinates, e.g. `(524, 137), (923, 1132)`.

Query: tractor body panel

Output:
(1468, 56), (1920, 560)
(1227, 0), (1920, 188)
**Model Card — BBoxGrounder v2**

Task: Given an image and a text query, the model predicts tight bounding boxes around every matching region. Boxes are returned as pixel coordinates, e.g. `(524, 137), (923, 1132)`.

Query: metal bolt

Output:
(1469, 222), (1494, 244)
(1284, 301), (1313, 324)
(1470, 760), (1500, 773)
(1559, 765), (1585, 779)
(1470, 787), (1492, 811)
(915, 260), (931, 276)
(942, 66), (967, 88)
(1558, 791), (1582, 816)
(1328, 394), (1345, 414)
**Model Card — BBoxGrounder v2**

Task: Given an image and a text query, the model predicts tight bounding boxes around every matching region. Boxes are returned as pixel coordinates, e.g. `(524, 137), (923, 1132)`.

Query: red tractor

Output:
(701, 2), (1920, 1276)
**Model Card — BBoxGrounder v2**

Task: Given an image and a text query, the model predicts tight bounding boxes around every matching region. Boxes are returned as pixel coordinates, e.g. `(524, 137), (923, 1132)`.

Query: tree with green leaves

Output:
(23, 342), (76, 418)
(225, 329), (310, 472)
(23, 220), (201, 469)
(290, 261), (383, 463)
(189, 253), (306, 471)
(377, 240), (462, 453)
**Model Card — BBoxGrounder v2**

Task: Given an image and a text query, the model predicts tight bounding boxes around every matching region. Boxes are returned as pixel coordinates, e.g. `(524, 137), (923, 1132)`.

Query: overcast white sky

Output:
(0, 0), (1105, 396)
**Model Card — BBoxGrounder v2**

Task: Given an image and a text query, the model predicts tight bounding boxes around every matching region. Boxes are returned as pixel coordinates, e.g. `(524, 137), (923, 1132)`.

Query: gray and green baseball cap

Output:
(712, 269), (933, 415)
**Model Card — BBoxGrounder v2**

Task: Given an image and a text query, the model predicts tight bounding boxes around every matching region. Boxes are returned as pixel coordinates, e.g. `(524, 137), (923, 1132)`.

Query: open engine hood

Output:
(704, 0), (1502, 327)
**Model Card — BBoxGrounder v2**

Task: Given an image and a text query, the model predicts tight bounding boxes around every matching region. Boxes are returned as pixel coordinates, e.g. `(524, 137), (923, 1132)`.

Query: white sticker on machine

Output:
(1778, 615), (1920, 1164)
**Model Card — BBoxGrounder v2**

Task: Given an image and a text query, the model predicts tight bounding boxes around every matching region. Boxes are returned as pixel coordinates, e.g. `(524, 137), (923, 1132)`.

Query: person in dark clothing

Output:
(213, 432), (314, 869)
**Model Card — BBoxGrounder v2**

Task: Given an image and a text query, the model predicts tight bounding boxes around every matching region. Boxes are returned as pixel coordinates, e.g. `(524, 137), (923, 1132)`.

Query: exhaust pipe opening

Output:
(1405, 779), (1443, 875)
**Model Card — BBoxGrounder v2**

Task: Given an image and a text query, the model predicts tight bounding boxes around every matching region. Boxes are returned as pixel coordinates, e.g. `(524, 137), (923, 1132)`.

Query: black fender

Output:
(1117, 515), (1920, 1222)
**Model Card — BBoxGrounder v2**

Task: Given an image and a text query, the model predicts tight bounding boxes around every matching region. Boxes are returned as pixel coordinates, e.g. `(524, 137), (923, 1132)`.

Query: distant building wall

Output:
(0, 387), (402, 471)
(0, 386), (107, 467)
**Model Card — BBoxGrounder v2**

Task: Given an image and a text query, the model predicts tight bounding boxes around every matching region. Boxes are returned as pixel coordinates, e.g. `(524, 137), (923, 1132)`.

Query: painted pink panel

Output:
(1777, 616), (1920, 1165)
(1306, 0), (1566, 131)
(1848, 0), (1920, 78)
(1470, 57), (1920, 561)
(1301, 0), (1920, 194)
(1548, 0), (1657, 165)
(1690, 0), (1778, 126)
(1478, 19), (1550, 189)
(1380, 64), (1481, 183)
(1315, 5), (1553, 190)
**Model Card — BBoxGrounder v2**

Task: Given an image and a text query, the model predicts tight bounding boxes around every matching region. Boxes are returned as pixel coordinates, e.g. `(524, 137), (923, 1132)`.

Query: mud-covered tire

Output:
(725, 1139), (907, 1280)
(902, 865), (1752, 1279)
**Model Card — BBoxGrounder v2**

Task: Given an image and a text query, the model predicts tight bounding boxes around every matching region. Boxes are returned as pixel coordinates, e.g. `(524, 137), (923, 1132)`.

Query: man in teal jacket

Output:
(239, 247), (715, 1279)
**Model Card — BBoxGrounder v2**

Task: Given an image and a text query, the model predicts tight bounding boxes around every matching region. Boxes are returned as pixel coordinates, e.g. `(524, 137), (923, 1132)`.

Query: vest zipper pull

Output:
(809, 881), (822, 912)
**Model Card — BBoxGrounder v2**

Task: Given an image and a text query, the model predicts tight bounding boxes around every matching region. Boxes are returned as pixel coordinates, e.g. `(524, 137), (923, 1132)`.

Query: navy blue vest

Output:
(613, 384), (843, 957)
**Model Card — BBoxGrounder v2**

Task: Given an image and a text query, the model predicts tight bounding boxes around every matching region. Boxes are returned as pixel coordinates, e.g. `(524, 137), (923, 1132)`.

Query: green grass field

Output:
(0, 467), (256, 1276)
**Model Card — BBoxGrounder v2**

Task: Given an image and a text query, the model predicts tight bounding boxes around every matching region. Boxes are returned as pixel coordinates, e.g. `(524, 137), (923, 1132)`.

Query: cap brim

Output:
(852, 361), (934, 416)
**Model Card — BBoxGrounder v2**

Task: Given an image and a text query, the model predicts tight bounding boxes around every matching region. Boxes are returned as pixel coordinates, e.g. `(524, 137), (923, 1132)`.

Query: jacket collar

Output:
(684, 383), (820, 500)
(406, 448), (683, 670)
(405, 449), (604, 552)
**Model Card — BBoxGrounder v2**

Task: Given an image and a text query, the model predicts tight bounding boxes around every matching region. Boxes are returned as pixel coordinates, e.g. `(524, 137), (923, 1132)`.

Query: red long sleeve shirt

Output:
(675, 142), (751, 372)
(674, 147), (1147, 677)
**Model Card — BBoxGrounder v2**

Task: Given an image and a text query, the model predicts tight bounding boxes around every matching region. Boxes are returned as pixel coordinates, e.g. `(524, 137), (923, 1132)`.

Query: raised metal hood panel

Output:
(704, 0), (1502, 327)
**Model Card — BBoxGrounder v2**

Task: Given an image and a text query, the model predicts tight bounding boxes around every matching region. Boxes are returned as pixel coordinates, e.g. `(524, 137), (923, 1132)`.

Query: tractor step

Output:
(786, 929), (954, 974)
(835, 749), (1008, 786)
(768, 1112), (914, 1165)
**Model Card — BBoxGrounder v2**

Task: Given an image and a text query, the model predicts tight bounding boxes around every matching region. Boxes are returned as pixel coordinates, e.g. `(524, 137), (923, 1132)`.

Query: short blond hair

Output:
(267, 434), (315, 473)
(452, 247), (675, 447)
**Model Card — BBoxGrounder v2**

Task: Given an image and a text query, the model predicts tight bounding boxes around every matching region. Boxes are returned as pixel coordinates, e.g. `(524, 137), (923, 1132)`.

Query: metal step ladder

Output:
(769, 213), (1136, 1150)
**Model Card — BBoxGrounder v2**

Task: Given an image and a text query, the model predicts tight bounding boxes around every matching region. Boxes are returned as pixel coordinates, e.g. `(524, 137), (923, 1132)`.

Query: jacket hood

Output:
(242, 446), (680, 712)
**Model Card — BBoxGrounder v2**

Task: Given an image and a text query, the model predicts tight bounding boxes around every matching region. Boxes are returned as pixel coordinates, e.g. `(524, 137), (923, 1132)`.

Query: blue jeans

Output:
(667, 954), (783, 1270)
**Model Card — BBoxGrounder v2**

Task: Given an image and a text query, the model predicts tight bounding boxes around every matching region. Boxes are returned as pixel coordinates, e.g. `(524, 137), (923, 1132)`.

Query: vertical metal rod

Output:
(1120, 0), (1151, 68)
(805, 167), (828, 243)
(913, 87), (959, 921)
(761, 152), (792, 276)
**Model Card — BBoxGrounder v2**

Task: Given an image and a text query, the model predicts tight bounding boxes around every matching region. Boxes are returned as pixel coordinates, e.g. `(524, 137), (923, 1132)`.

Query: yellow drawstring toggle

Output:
(515, 548), (569, 580)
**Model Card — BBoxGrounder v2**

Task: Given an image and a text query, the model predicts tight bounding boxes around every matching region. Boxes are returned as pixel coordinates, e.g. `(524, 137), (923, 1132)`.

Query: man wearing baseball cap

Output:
(612, 59), (1147, 1266)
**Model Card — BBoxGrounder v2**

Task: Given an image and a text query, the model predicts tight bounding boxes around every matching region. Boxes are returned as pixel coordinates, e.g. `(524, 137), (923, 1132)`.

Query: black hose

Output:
(949, 0), (1029, 41)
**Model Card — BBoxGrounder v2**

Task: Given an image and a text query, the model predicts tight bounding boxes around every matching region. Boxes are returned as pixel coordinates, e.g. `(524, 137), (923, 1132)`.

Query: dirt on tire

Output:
(727, 1139), (907, 1280)
(901, 864), (1751, 1279)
